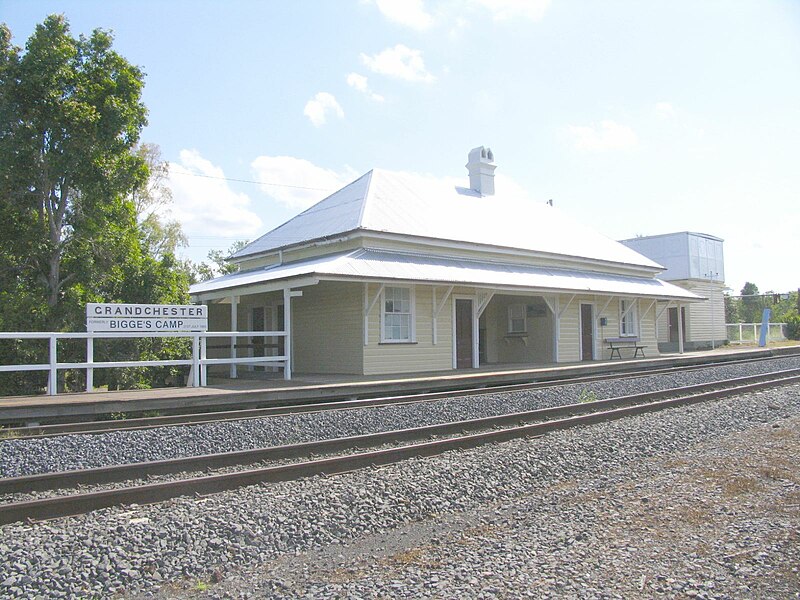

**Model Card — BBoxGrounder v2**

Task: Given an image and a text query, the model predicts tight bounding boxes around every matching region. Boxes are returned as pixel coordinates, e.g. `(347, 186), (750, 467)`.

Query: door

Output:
(580, 304), (594, 361)
(668, 307), (687, 343)
(455, 299), (474, 369)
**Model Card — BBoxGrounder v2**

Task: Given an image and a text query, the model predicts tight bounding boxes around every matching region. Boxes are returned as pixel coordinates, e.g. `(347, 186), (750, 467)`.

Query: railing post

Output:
(86, 334), (94, 392)
(738, 323), (742, 343)
(200, 334), (207, 387)
(48, 334), (57, 396)
(191, 334), (200, 387)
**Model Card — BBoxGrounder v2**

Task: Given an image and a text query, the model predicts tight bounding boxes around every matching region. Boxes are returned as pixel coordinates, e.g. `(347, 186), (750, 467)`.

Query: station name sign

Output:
(86, 303), (208, 332)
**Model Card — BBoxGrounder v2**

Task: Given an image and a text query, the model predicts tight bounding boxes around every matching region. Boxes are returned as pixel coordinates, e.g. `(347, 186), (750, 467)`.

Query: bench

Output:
(605, 337), (647, 359)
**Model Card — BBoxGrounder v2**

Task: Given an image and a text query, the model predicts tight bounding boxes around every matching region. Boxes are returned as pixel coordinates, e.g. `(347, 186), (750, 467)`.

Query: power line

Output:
(170, 170), (334, 192)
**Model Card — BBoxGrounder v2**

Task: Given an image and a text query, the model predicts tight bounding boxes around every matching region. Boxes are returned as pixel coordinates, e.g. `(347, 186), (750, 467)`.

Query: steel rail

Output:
(4, 367), (799, 495)
(9, 353), (798, 440)
(1, 371), (798, 525)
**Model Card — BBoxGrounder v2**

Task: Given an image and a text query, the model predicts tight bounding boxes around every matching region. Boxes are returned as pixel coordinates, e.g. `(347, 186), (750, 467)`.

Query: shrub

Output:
(785, 310), (800, 340)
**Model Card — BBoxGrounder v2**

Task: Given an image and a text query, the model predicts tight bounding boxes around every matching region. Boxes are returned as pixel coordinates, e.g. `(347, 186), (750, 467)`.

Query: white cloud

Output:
(373, 0), (433, 30)
(303, 92), (344, 127)
(168, 150), (263, 239)
(472, 0), (551, 21)
(360, 44), (435, 83)
(250, 155), (356, 210)
(655, 101), (676, 119)
(567, 120), (639, 152)
(346, 72), (385, 102)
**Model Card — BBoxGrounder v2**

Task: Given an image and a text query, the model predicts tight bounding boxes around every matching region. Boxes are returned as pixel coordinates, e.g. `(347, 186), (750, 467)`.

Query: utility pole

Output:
(705, 272), (719, 350)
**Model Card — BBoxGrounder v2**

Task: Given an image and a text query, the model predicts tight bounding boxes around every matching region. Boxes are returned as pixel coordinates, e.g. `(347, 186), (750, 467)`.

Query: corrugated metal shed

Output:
(232, 169), (663, 270)
(192, 249), (700, 301)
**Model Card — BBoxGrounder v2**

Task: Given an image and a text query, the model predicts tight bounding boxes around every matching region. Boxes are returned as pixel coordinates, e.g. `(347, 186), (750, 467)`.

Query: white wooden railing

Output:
(0, 331), (288, 396)
(725, 323), (787, 344)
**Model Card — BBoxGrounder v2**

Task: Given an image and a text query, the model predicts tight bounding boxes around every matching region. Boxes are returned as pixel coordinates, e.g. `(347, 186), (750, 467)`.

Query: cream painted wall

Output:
(363, 283), (454, 375)
(292, 281), (363, 374)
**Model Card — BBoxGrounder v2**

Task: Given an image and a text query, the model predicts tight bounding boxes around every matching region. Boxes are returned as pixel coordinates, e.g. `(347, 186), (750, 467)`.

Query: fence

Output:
(725, 322), (787, 345)
(0, 331), (288, 396)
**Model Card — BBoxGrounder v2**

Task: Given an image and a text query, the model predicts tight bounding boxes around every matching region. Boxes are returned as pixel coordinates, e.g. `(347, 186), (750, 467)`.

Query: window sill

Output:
(505, 332), (528, 337)
(379, 341), (418, 345)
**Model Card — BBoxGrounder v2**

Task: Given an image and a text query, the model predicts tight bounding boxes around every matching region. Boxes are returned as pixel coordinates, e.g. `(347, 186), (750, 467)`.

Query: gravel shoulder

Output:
(149, 389), (800, 599)
(1, 384), (798, 599)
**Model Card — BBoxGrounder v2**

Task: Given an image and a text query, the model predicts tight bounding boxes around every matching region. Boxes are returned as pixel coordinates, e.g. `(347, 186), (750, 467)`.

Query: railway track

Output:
(8, 353), (799, 440)
(1, 368), (798, 526)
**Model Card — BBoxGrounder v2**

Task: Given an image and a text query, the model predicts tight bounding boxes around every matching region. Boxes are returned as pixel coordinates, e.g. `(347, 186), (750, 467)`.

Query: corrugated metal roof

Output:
(191, 249), (701, 301)
(231, 169), (663, 270)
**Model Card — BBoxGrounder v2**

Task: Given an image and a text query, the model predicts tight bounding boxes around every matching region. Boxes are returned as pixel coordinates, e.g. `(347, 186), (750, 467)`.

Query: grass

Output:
(0, 426), (20, 440)
(578, 388), (598, 403)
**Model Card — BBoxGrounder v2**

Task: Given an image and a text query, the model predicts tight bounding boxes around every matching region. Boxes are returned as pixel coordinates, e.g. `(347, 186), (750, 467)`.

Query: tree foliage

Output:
(189, 240), (249, 282)
(0, 16), (191, 394)
(738, 282), (762, 324)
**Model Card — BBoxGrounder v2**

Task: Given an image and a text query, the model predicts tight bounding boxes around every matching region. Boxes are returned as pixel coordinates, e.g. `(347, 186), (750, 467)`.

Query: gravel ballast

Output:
(2, 355), (799, 478)
(0, 380), (798, 598)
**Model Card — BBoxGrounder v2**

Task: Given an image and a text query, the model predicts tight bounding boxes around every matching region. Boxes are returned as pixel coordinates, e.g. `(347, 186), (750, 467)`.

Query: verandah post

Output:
(283, 287), (292, 380)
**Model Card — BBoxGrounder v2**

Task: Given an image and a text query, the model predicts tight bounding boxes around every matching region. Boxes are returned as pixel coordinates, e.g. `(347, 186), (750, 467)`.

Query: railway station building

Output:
(189, 148), (701, 378)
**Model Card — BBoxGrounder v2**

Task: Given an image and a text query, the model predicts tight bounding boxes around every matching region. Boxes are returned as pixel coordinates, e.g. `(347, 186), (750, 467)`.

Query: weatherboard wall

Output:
(292, 281), (363, 374)
(362, 283), (454, 375)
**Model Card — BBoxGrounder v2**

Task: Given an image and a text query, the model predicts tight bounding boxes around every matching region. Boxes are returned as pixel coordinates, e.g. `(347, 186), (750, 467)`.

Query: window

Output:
(508, 304), (527, 334)
(382, 286), (414, 342)
(620, 299), (638, 336)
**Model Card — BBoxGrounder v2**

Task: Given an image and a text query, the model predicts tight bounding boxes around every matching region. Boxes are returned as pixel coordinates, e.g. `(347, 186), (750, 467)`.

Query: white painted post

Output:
(86, 334), (94, 392)
(200, 335), (207, 387)
(432, 287), (437, 345)
(472, 305), (479, 369)
(752, 323), (757, 342)
(230, 295), (239, 378)
(48, 334), (57, 396)
(553, 296), (560, 363)
(283, 287), (292, 380)
(738, 323), (743, 343)
(364, 283), (369, 346)
(677, 304), (684, 354)
(191, 334), (200, 387)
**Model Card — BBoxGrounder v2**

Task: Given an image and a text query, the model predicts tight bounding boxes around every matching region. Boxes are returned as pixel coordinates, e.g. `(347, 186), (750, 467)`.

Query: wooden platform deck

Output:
(1, 345), (798, 425)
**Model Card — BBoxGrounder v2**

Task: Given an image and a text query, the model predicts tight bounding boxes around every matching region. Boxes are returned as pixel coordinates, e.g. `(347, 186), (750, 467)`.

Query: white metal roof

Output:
(191, 249), (701, 301)
(232, 169), (663, 271)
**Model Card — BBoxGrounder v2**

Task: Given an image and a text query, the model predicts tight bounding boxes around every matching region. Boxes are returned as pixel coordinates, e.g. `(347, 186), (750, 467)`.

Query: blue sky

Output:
(3, 0), (799, 294)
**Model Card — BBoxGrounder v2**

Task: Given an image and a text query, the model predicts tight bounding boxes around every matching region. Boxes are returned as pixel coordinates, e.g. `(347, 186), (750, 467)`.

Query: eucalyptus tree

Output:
(0, 15), (148, 328)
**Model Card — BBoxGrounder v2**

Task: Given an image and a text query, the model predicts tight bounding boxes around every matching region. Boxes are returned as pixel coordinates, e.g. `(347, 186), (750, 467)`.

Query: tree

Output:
(0, 17), (191, 394)
(739, 282), (763, 324)
(0, 15), (148, 325)
(132, 143), (187, 259)
(724, 293), (739, 323)
(189, 240), (249, 282)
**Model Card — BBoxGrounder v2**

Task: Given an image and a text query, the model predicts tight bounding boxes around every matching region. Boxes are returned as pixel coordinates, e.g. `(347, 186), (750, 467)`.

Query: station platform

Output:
(1, 344), (798, 425)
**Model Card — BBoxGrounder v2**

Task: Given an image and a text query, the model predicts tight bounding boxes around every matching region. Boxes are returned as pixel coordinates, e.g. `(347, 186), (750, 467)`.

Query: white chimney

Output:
(466, 146), (496, 196)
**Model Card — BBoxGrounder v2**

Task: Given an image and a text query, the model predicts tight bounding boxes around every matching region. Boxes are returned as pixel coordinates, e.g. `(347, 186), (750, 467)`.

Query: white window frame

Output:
(507, 303), (527, 334)
(381, 285), (416, 343)
(619, 299), (638, 337)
